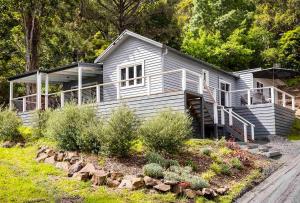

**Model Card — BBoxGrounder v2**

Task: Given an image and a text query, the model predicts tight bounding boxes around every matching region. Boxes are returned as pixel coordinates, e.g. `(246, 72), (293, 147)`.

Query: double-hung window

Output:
(203, 70), (209, 86)
(256, 82), (263, 93)
(119, 62), (144, 88)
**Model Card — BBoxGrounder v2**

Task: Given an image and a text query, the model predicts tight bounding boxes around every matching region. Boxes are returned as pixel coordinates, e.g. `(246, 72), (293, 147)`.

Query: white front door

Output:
(219, 80), (231, 107)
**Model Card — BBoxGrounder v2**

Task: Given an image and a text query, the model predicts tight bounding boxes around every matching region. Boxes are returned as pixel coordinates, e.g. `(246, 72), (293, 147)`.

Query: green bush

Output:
(163, 171), (181, 181)
(185, 175), (209, 190)
(32, 109), (50, 139)
(104, 105), (138, 157)
(231, 158), (243, 170)
(0, 108), (22, 141)
(139, 109), (192, 153)
(185, 159), (198, 171)
(143, 163), (164, 178)
(210, 162), (222, 174)
(146, 152), (168, 167)
(167, 159), (180, 167)
(288, 118), (300, 141)
(45, 103), (103, 153)
(220, 163), (231, 175)
(18, 126), (33, 142)
(201, 147), (212, 156)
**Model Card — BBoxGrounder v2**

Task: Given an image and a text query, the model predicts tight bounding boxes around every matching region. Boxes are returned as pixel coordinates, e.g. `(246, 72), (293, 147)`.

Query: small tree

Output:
(104, 105), (138, 157)
(139, 109), (192, 153)
(0, 108), (22, 141)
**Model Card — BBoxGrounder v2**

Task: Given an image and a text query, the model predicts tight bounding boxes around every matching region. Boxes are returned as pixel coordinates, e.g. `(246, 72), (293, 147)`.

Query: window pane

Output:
(129, 67), (134, 85)
(136, 65), (142, 84)
(121, 68), (126, 87)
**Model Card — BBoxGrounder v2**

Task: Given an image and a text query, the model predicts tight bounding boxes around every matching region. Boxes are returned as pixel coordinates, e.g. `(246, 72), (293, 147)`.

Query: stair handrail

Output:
(204, 83), (217, 103)
(218, 106), (255, 142)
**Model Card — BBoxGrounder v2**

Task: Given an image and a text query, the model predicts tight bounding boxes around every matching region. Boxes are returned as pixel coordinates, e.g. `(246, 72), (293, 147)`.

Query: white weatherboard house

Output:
(9, 30), (298, 142)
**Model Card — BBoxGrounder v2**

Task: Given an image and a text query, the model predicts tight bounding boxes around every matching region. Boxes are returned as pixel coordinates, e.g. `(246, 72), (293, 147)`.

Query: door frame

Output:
(219, 80), (231, 107)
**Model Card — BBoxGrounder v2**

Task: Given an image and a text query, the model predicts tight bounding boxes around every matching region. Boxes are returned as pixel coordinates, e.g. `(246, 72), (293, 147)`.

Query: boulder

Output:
(16, 142), (25, 148)
(36, 153), (49, 163)
(68, 161), (85, 177)
(154, 183), (171, 193)
(55, 162), (70, 172)
(45, 148), (55, 157)
(92, 170), (109, 186)
(78, 163), (97, 176)
(184, 189), (196, 199)
(37, 146), (48, 157)
(2, 141), (16, 148)
(118, 176), (144, 190)
(110, 172), (124, 180)
(64, 152), (79, 162)
(131, 177), (145, 190)
(195, 190), (203, 196)
(73, 172), (90, 181)
(164, 180), (178, 186)
(106, 178), (120, 188)
(144, 176), (157, 187)
(44, 156), (56, 165)
(202, 188), (217, 198)
(171, 184), (184, 195)
(55, 152), (65, 162)
(118, 179), (133, 189)
(216, 187), (229, 195)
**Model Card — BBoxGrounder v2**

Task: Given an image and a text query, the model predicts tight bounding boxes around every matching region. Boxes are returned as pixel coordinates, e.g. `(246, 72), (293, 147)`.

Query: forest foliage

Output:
(0, 0), (299, 104)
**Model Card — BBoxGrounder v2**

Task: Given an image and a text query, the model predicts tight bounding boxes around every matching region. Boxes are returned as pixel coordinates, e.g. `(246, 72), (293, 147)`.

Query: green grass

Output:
(0, 141), (178, 203)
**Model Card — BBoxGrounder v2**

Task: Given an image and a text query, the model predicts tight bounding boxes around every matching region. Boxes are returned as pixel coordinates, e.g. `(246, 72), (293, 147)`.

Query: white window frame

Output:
(219, 79), (232, 107)
(118, 61), (145, 89)
(256, 81), (264, 93)
(203, 69), (209, 86)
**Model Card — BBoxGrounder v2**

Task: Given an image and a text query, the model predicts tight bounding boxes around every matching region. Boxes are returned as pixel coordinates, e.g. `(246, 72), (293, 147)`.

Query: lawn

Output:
(0, 139), (265, 203)
(0, 140), (177, 203)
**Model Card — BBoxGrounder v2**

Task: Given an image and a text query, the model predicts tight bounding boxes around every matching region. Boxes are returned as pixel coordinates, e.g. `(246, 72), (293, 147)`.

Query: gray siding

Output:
(18, 111), (35, 126)
(102, 37), (163, 101)
(95, 91), (186, 119)
(233, 103), (295, 139)
(164, 51), (238, 106)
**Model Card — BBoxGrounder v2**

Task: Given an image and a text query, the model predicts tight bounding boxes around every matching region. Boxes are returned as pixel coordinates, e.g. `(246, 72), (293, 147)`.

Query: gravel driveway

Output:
(237, 138), (300, 203)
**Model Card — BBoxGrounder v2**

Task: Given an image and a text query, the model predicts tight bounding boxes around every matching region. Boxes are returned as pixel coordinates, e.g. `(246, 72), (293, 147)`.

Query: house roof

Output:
(252, 67), (300, 79)
(94, 30), (239, 79)
(8, 62), (102, 82)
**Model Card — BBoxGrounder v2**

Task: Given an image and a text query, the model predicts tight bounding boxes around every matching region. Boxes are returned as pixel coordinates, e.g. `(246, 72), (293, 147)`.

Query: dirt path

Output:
(237, 150), (300, 203)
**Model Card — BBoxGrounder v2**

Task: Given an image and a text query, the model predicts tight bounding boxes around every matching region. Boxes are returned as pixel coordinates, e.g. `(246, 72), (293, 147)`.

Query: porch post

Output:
(243, 124), (248, 143)
(221, 107), (225, 125)
(228, 108), (233, 126)
(270, 87), (275, 104)
(282, 93), (286, 107)
(96, 85), (100, 103)
(199, 74), (203, 94)
(247, 89), (251, 105)
(45, 74), (49, 109)
(182, 69), (186, 91)
(36, 72), (42, 110)
(78, 66), (82, 105)
(9, 81), (13, 110)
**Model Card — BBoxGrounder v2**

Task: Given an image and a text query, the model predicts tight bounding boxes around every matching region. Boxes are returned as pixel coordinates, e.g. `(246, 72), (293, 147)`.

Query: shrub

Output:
(167, 159), (180, 167)
(186, 175), (209, 190)
(139, 109), (192, 153)
(163, 171), (181, 181)
(219, 147), (232, 156)
(231, 157), (243, 170)
(201, 170), (216, 181)
(210, 162), (222, 174)
(45, 103), (102, 152)
(201, 147), (212, 156)
(18, 126), (33, 142)
(0, 108), (22, 141)
(145, 152), (167, 167)
(32, 109), (50, 139)
(220, 163), (231, 175)
(185, 159), (198, 171)
(104, 105), (138, 157)
(143, 163), (164, 178)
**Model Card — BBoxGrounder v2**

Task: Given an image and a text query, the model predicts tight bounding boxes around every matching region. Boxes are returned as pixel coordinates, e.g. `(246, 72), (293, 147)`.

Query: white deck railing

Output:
(10, 69), (203, 112)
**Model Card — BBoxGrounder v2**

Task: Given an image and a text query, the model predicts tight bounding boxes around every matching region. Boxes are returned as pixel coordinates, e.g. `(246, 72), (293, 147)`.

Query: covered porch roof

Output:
(8, 62), (102, 84)
(252, 68), (300, 79)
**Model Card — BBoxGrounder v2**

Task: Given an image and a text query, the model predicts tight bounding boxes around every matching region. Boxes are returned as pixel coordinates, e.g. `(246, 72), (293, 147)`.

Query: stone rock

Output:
(164, 180), (178, 186)
(45, 148), (55, 157)
(78, 163), (97, 176)
(131, 177), (145, 190)
(195, 190), (203, 196)
(92, 170), (109, 186)
(16, 142), (25, 148)
(184, 189), (196, 199)
(110, 172), (124, 180)
(144, 176), (157, 187)
(37, 146), (48, 157)
(56, 161), (70, 171)
(154, 183), (171, 192)
(36, 153), (49, 163)
(266, 151), (282, 158)
(171, 184), (184, 195)
(55, 152), (65, 162)
(73, 172), (90, 181)
(118, 179), (133, 189)
(216, 187), (228, 195)
(44, 156), (56, 165)
(64, 152), (79, 162)
(68, 161), (85, 177)
(202, 188), (217, 198)
(148, 189), (158, 194)
(106, 178), (120, 188)
(258, 146), (269, 152)
(2, 141), (16, 148)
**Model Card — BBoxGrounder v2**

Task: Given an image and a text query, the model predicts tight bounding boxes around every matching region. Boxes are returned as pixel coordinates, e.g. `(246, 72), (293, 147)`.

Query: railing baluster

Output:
(247, 89), (251, 105)
(282, 93), (286, 107)
(61, 92), (64, 107)
(221, 107), (225, 125)
(22, 97), (26, 112)
(271, 87), (275, 104)
(243, 124), (248, 142)
(182, 69), (186, 91)
(251, 125), (254, 140)
(229, 108), (233, 126)
(96, 85), (100, 103)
